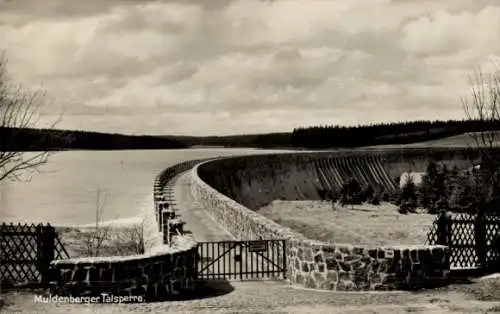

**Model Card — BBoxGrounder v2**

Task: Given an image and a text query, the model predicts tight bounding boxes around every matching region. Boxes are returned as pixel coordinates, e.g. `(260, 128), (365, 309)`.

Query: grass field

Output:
(258, 201), (434, 247)
(406, 132), (500, 148)
(365, 131), (500, 149)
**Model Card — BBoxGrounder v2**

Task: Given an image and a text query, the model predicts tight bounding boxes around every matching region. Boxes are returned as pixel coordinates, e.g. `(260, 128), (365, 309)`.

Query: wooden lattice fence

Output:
(0, 223), (69, 286)
(427, 212), (500, 270)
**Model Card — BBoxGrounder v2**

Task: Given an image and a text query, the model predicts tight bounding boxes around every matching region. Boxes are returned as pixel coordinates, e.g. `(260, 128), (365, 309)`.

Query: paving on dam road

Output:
(171, 171), (234, 243)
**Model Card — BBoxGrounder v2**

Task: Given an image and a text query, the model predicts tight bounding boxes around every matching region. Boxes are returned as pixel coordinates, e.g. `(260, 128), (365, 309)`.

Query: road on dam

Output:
(171, 171), (284, 281)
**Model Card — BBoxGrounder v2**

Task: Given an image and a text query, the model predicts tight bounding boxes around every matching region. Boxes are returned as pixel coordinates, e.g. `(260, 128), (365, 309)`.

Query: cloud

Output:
(1, 0), (500, 135)
(401, 6), (500, 56)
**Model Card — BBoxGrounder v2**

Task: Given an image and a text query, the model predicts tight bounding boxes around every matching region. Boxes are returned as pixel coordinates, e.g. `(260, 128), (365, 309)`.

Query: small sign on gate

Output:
(248, 240), (267, 252)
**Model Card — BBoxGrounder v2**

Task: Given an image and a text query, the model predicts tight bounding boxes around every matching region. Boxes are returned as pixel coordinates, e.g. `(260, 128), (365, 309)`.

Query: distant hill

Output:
(170, 133), (293, 148)
(0, 127), (188, 151)
(176, 119), (500, 149)
(290, 119), (500, 149)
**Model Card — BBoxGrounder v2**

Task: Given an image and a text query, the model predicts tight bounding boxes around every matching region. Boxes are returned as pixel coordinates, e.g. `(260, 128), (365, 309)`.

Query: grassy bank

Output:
(55, 224), (145, 259)
(258, 201), (434, 246)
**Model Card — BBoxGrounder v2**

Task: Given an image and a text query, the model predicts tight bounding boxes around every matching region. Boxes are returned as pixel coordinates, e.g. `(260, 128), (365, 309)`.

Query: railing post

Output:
(157, 203), (164, 232)
(37, 224), (55, 285)
(162, 209), (170, 245)
(283, 240), (287, 279)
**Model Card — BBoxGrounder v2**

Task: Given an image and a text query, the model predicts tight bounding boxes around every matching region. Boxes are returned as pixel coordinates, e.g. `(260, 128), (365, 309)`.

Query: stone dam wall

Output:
(196, 148), (474, 210)
(190, 149), (470, 291)
(47, 159), (211, 303)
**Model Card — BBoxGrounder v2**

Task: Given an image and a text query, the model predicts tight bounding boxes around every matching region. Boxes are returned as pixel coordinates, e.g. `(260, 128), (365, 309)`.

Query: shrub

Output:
(382, 191), (390, 202)
(418, 161), (455, 213)
(399, 175), (418, 213)
(363, 184), (375, 202)
(370, 193), (381, 205)
(448, 171), (474, 212)
(398, 200), (411, 214)
(418, 184), (430, 208)
(317, 189), (327, 200)
(340, 178), (364, 205)
(329, 189), (340, 203)
(394, 176), (401, 187)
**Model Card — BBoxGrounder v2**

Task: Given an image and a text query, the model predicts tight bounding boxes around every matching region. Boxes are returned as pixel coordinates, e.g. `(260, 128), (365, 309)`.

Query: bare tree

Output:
(112, 219), (146, 256)
(0, 53), (60, 182)
(462, 65), (500, 269)
(462, 65), (500, 204)
(82, 189), (112, 257)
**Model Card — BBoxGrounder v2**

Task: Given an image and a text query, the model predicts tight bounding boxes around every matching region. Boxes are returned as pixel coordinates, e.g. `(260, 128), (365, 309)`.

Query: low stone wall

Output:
(48, 238), (198, 302)
(191, 159), (451, 291)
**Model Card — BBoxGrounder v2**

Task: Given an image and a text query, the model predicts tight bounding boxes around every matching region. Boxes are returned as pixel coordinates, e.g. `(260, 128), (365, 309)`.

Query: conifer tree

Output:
(399, 176), (418, 213)
(420, 160), (439, 208)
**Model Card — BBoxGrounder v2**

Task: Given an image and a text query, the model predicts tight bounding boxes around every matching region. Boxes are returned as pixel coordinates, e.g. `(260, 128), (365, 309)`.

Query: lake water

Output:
(0, 148), (290, 226)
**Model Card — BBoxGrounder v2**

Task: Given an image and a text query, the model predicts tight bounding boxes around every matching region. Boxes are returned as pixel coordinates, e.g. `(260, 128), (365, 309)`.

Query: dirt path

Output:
(4, 280), (500, 313)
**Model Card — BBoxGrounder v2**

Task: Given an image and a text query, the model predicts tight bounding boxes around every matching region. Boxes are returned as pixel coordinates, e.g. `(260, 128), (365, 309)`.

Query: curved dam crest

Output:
(191, 148), (474, 291)
(196, 149), (473, 210)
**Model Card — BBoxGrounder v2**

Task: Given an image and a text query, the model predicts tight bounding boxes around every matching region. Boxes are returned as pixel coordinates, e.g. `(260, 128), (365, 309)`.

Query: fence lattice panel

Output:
(426, 212), (500, 269)
(0, 223), (69, 285)
(426, 220), (438, 245)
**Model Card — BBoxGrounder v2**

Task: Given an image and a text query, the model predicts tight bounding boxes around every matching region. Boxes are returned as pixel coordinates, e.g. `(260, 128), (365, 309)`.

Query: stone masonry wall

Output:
(48, 239), (198, 302)
(191, 158), (451, 291)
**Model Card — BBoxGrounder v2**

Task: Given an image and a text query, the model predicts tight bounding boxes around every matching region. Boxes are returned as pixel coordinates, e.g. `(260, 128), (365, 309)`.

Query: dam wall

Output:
(190, 149), (475, 290)
(197, 149), (474, 210)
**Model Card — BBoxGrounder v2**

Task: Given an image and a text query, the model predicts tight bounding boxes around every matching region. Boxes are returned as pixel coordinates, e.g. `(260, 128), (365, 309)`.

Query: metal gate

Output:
(197, 239), (287, 280)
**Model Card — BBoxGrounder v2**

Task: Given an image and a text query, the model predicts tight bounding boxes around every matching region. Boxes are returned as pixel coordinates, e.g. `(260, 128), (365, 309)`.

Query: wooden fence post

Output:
(437, 211), (451, 246)
(37, 224), (55, 285)
(474, 210), (487, 270)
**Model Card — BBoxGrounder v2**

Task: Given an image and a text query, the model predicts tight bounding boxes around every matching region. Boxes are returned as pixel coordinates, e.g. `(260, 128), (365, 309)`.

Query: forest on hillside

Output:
(4, 119), (500, 151)
(0, 127), (187, 151)
(179, 119), (500, 149)
(290, 119), (500, 149)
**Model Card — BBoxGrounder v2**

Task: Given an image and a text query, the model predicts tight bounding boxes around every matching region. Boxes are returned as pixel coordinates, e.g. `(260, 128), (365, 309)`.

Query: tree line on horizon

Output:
(6, 118), (500, 151)
(290, 119), (500, 149)
(175, 118), (500, 148)
(0, 127), (188, 151)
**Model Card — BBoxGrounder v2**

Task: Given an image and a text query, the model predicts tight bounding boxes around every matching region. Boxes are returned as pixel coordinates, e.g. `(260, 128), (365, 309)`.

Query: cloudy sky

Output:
(1, 0), (500, 136)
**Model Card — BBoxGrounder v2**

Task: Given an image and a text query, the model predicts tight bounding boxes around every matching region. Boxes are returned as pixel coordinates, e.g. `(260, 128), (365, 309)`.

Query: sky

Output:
(1, 0), (500, 136)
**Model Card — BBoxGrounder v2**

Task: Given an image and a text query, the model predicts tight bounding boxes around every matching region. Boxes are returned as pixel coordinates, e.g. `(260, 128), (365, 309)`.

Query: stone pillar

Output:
(155, 202), (164, 227)
(162, 209), (170, 245)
